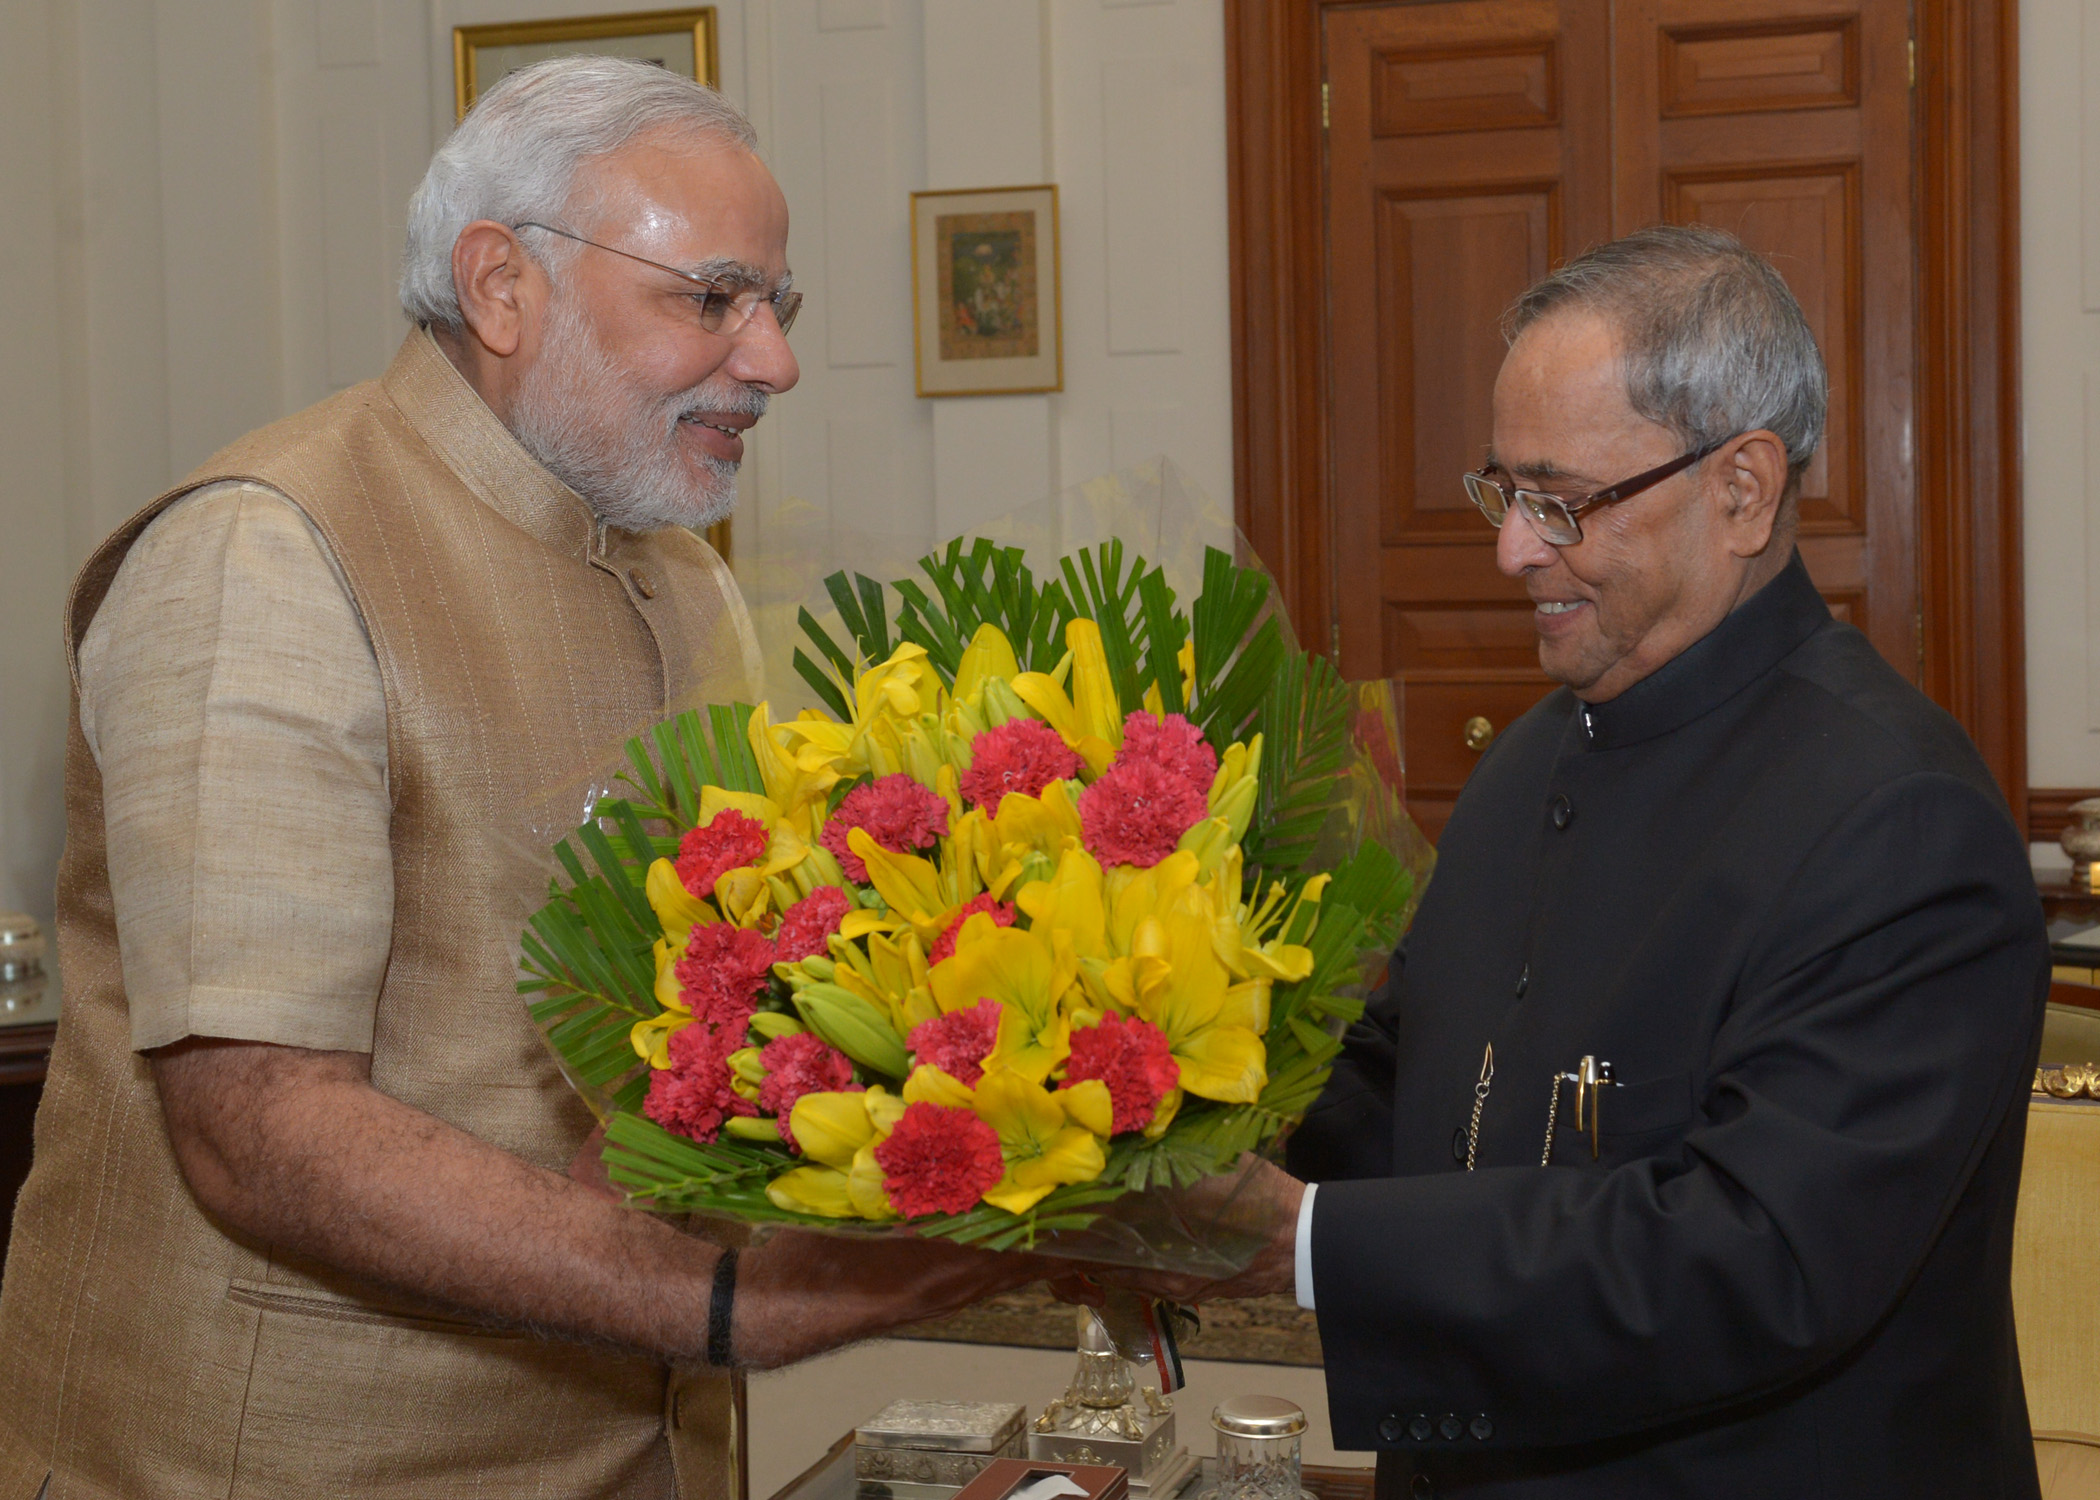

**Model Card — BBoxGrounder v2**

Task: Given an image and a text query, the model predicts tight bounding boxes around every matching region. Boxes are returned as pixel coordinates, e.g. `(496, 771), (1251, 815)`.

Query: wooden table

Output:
(767, 1433), (1373, 1500)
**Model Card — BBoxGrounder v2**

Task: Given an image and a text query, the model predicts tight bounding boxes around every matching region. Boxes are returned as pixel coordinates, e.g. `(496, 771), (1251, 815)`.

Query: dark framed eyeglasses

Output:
(513, 221), (803, 336)
(1462, 436), (1736, 546)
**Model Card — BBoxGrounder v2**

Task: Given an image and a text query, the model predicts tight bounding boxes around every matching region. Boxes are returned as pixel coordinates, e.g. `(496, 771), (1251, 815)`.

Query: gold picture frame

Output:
(454, 9), (719, 121)
(911, 184), (1063, 398)
(452, 7), (731, 561)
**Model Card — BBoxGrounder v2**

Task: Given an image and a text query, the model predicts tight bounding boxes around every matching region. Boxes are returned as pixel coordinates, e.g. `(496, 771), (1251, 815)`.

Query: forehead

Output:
(575, 135), (790, 275)
(1490, 309), (1646, 474)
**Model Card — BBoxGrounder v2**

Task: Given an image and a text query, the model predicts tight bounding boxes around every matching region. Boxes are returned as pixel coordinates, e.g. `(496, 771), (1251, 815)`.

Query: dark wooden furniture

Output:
(1226, 0), (2025, 839)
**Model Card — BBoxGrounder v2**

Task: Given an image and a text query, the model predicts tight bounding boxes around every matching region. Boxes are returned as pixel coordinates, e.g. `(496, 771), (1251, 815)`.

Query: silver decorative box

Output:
(855, 1399), (1029, 1498)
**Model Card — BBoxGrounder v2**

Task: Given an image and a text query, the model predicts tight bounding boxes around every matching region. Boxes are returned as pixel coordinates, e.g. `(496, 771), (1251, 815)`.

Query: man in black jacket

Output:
(1120, 226), (2048, 1496)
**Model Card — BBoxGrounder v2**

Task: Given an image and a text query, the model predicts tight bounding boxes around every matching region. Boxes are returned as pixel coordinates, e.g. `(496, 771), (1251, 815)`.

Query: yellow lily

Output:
(765, 1164), (857, 1217)
(779, 643), (952, 781)
(850, 829), (959, 948)
(1104, 851), (1202, 957)
(1105, 882), (1269, 1104)
(1014, 844), (1109, 961)
(973, 1068), (1109, 1214)
(953, 623), (1022, 703)
(990, 782), (1084, 871)
(931, 922), (1076, 1083)
(1011, 620), (1123, 775)
(646, 859), (716, 950)
(747, 702), (843, 836)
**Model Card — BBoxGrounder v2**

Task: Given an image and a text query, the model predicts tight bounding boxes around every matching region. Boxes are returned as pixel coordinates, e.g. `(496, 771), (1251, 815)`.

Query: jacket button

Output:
(628, 566), (658, 599)
(1550, 794), (1573, 830)
(1451, 1126), (1469, 1163)
(1410, 1476), (1435, 1499)
(1407, 1414), (1433, 1442)
(1379, 1415), (1404, 1443)
(1469, 1414), (1494, 1441)
(1515, 963), (1529, 997)
(1438, 1414), (1463, 1441)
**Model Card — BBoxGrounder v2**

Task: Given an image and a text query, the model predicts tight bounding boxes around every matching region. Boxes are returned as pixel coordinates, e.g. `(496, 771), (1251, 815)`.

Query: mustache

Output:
(671, 382), (770, 425)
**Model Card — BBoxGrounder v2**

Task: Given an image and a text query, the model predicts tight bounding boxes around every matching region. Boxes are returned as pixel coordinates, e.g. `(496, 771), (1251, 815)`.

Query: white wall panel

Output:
(820, 76), (903, 369)
(1100, 55), (1185, 356)
(817, 0), (888, 30)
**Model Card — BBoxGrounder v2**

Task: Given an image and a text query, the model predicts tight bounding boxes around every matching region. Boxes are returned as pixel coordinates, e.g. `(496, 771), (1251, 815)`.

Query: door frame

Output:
(1224, 0), (2028, 825)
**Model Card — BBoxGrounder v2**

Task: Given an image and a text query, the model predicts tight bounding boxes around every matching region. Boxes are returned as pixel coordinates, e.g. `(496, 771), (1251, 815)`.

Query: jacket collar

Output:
(379, 327), (604, 562)
(1573, 551), (1830, 751)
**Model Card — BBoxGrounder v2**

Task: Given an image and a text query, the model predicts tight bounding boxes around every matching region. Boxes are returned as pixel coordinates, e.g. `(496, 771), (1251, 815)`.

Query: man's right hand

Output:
(735, 1229), (1048, 1368)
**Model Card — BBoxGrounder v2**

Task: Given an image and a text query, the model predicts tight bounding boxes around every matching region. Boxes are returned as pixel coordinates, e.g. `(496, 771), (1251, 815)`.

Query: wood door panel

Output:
(1378, 187), (1557, 541)
(1402, 674), (1560, 837)
(1385, 601), (1543, 670)
(1658, 18), (1861, 117)
(1371, 40), (1561, 136)
(1667, 163), (1863, 531)
(1366, 131), (1571, 185)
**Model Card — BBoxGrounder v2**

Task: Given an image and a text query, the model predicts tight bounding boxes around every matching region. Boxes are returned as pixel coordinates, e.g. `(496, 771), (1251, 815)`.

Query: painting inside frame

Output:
(913, 185), (1062, 397)
(451, 7), (731, 559)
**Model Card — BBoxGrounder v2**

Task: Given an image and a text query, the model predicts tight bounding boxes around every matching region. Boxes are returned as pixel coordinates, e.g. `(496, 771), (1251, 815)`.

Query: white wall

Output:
(2023, 0), (2100, 788)
(0, 0), (1236, 921)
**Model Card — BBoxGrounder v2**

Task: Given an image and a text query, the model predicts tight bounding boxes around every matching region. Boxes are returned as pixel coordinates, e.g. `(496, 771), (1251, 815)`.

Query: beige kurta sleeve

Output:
(78, 480), (393, 1053)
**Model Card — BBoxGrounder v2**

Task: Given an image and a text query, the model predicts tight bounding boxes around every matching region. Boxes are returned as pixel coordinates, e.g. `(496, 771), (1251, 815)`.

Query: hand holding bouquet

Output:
(522, 539), (1423, 1269)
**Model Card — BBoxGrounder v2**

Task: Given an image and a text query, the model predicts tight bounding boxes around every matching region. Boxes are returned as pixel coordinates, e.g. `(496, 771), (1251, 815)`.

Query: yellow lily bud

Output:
(766, 1164), (858, 1218)
(724, 1116), (782, 1142)
(748, 1012), (806, 1042)
(788, 1091), (878, 1171)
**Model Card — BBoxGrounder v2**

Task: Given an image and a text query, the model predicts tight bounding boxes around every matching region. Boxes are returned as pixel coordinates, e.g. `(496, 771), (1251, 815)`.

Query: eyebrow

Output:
(1485, 452), (1598, 488)
(671, 255), (792, 294)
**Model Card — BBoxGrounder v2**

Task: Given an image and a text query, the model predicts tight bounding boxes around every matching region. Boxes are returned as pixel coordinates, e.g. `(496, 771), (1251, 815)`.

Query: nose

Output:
(1495, 501), (1557, 578)
(724, 303), (800, 394)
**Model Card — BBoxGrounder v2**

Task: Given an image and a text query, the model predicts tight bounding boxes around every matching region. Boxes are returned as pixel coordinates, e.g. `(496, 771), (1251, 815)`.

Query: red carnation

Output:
(759, 1032), (859, 1152)
(874, 1102), (1006, 1216)
(927, 894), (1016, 966)
(644, 1022), (758, 1143)
(1078, 759), (1211, 869)
(820, 775), (951, 883)
(907, 999), (1004, 1087)
(1064, 1014), (1181, 1134)
(775, 886), (852, 964)
(676, 809), (770, 900)
(960, 720), (1083, 812)
(1117, 712), (1218, 794)
(674, 923), (778, 1031)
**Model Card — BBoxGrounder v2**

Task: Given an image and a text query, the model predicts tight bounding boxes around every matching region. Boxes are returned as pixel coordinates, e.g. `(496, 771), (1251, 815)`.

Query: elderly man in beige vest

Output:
(0, 57), (1035, 1500)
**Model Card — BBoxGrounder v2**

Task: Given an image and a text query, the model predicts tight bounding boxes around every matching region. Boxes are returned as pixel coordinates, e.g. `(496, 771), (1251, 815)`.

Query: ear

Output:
(1712, 429), (1791, 557)
(449, 220), (540, 358)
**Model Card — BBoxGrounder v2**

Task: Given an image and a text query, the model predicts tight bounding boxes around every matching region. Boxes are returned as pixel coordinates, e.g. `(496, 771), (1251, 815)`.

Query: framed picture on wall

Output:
(452, 7), (731, 559)
(911, 184), (1063, 398)
(453, 9), (719, 121)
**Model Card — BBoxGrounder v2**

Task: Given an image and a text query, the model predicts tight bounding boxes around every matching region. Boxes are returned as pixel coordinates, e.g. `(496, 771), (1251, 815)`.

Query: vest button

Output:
(1515, 963), (1529, 997)
(1550, 794), (1573, 830)
(1438, 1414), (1463, 1441)
(1469, 1414), (1494, 1441)
(1451, 1126), (1469, 1163)
(628, 567), (658, 599)
(1407, 1414), (1433, 1442)
(1379, 1415), (1404, 1443)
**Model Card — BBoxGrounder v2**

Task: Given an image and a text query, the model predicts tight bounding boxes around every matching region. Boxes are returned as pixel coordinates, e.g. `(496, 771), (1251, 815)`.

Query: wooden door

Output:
(1323, 0), (1916, 837)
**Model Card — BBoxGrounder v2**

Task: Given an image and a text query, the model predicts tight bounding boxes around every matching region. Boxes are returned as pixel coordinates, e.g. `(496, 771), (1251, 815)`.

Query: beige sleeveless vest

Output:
(0, 331), (761, 1500)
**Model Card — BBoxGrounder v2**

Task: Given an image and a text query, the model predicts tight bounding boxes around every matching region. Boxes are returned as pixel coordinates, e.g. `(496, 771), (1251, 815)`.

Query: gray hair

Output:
(1503, 224), (1827, 494)
(399, 55), (759, 329)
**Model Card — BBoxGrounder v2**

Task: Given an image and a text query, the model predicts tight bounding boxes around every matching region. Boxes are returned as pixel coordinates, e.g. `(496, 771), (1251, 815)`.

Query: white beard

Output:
(507, 289), (768, 533)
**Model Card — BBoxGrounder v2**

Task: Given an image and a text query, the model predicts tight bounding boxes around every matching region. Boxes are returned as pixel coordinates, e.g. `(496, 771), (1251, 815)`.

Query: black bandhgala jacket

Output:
(1288, 553), (2047, 1498)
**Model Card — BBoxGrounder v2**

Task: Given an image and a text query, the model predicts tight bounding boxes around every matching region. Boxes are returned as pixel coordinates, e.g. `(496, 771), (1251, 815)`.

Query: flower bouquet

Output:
(520, 538), (1423, 1270)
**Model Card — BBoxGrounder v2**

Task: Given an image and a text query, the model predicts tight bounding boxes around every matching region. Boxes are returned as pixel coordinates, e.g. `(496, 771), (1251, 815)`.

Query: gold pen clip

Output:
(1549, 1055), (1617, 1160)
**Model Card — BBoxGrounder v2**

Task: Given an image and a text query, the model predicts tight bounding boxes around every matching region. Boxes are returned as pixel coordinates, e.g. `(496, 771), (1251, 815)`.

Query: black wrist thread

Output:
(707, 1247), (739, 1368)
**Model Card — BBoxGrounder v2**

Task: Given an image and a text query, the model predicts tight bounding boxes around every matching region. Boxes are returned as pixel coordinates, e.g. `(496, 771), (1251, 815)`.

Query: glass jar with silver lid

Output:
(1210, 1397), (1306, 1500)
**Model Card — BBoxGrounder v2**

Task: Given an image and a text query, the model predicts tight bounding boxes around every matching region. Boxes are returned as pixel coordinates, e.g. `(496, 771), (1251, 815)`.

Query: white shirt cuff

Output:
(1293, 1181), (1318, 1310)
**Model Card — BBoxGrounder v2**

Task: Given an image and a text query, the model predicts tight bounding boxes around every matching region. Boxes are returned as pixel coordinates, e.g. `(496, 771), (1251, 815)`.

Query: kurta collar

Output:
(378, 327), (601, 561)
(1573, 551), (1830, 751)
